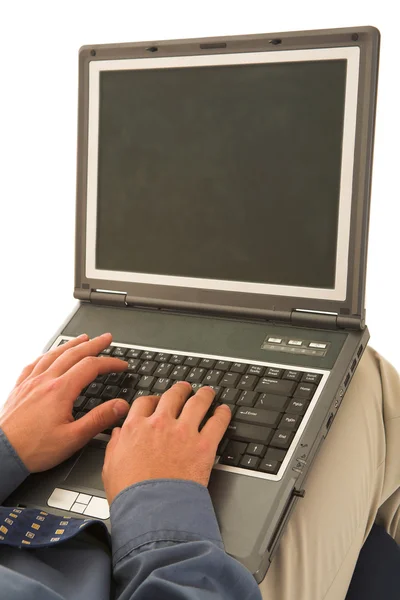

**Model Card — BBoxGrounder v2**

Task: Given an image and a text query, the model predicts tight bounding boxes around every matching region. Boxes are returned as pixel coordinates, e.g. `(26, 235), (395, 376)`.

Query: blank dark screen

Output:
(95, 59), (347, 288)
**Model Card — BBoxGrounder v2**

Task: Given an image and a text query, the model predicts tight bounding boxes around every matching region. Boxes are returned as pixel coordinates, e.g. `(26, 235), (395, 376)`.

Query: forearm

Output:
(111, 479), (262, 600)
(0, 428), (29, 503)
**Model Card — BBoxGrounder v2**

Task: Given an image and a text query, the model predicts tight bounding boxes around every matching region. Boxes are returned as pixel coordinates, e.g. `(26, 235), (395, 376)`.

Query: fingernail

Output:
(78, 333), (88, 339)
(113, 400), (129, 417)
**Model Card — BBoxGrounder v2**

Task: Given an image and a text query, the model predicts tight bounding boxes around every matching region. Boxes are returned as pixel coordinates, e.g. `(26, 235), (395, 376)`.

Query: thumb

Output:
(73, 399), (130, 442)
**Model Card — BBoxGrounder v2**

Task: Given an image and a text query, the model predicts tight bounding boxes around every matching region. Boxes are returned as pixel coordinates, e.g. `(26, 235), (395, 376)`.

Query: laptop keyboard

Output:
(63, 338), (326, 479)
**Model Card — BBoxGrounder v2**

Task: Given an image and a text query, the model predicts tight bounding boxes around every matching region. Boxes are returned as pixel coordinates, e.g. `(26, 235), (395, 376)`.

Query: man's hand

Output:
(102, 381), (231, 504)
(0, 333), (130, 472)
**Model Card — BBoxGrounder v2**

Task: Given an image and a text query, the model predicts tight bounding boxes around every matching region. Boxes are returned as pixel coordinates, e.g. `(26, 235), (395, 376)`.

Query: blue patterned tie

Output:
(0, 506), (109, 548)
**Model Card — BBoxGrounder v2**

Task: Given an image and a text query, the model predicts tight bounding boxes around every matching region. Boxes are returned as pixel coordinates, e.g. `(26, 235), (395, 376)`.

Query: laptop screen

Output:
(85, 48), (360, 300)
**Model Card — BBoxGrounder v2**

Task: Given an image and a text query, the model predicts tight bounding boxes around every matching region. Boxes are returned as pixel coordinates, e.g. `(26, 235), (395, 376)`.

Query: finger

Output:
(155, 381), (193, 418)
(126, 395), (160, 421)
(200, 404), (232, 447)
(44, 333), (115, 378)
(104, 426), (121, 465)
(28, 334), (89, 379)
(59, 355), (128, 400)
(70, 398), (129, 445)
(179, 386), (215, 427)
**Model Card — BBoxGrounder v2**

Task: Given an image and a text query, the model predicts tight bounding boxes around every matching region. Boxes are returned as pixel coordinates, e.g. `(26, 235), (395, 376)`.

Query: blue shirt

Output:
(0, 429), (262, 599)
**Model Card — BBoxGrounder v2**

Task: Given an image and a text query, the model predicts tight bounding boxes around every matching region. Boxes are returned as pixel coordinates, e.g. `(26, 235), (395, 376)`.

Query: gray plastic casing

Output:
(74, 25), (380, 323)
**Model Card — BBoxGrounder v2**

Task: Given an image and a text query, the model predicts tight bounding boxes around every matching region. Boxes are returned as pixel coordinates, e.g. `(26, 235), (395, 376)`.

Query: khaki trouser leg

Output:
(258, 346), (400, 600)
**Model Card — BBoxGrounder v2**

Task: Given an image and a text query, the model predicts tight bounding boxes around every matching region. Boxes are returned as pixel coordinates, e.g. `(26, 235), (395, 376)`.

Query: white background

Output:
(0, 1), (399, 402)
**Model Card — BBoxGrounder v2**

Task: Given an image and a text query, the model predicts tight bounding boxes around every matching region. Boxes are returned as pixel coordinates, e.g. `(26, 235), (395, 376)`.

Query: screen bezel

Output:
(74, 28), (380, 320)
(85, 48), (359, 301)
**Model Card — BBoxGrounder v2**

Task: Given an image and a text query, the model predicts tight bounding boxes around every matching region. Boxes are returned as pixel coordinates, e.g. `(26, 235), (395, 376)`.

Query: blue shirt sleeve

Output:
(110, 479), (262, 600)
(0, 428), (29, 503)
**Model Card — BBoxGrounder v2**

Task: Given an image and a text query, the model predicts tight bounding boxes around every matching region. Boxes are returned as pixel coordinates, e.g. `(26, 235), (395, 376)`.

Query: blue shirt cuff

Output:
(0, 427), (30, 503)
(110, 479), (224, 566)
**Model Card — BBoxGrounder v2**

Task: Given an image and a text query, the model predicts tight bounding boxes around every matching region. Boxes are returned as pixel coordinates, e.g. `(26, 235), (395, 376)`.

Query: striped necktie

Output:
(0, 506), (109, 548)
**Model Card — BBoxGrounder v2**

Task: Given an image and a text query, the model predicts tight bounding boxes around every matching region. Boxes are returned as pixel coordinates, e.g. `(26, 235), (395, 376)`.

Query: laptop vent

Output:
(199, 42), (227, 49)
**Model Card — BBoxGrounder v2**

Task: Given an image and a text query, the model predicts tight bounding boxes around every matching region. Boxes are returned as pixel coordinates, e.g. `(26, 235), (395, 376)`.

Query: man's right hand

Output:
(102, 382), (231, 504)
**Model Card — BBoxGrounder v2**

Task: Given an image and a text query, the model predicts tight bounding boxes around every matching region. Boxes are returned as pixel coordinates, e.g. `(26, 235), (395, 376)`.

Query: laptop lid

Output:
(74, 26), (380, 326)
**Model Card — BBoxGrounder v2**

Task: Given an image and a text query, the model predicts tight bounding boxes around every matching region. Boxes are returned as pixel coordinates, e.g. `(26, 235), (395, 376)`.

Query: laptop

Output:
(6, 25), (380, 582)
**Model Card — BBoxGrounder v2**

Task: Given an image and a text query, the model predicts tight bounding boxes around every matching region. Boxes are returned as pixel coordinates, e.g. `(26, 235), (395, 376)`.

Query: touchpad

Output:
(64, 444), (105, 492)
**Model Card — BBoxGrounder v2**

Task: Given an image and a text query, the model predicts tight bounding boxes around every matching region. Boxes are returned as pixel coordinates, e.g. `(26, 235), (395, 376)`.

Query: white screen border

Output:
(85, 47), (360, 301)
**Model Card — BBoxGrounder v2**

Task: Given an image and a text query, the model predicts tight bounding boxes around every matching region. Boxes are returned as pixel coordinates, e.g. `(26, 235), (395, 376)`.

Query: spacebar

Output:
(227, 421), (273, 444)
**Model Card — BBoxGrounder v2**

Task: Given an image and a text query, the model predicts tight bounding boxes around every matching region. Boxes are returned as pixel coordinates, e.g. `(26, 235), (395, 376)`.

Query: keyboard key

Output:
(247, 365), (265, 377)
(133, 390), (151, 400)
(73, 396), (87, 410)
(216, 402), (236, 414)
(286, 398), (309, 414)
(283, 370), (302, 382)
(235, 406), (282, 427)
(118, 388), (135, 403)
(121, 373), (140, 388)
(126, 359), (141, 373)
(170, 366), (190, 380)
(227, 422), (273, 445)
(155, 353), (171, 362)
(237, 375), (258, 391)
(240, 455), (260, 469)
(208, 385), (222, 400)
(184, 356), (200, 367)
(217, 438), (229, 456)
(105, 372), (125, 385)
(215, 361), (231, 371)
(140, 351), (155, 360)
(170, 354), (186, 365)
(186, 367), (206, 383)
(246, 443), (265, 457)
(301, 372), (322, 384)
(258, 459), (280, 474)
(220, 388), (241, 403)
(112, 347), (128, 357)
(84, 397), (103, 411)
(86, 382), (104, 397)
(255, 393), (289, 411)
(279, 413), (302, 430)
(293, 382), (316, 400)
(220, 372), (240, 387)
(74, 411), (86, 420)
(94, 374), (107, 383)
(255, 378), (296, 396)
(99, 347), (112, 356)
(154, 363), (173, 377)
(237, 391), (258, 407)
(137, 376), (156, 390)
(270, 429), (295, 449)
(126, 348), (142, 359)
(101, 385), (121, 400)
(265, 367), (283, 378)
(264, 447), (286, 462)
(199, 358), (216, 369)
(203, 370), (223, 385)
(230, 362), (247, 374)
(152, 378), (172, 393)
(139, 361), (157, 375)
(191, 383), (204, 393)
(219, 441), (247, 466)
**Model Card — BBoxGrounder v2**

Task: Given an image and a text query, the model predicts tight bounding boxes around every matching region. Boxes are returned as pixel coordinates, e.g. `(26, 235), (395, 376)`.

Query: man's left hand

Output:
(0, 333), (130, 472)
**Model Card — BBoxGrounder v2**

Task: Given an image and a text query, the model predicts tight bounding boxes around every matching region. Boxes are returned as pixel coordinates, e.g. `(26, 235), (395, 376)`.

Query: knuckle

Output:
(90, 409), (107, 430)
(149, 412), (167, 429)
(81, 356), (97, 369)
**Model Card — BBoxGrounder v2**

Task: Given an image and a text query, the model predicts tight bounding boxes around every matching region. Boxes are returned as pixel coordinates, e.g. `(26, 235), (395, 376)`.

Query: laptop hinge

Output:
(291, 310), (364, 330)
(74, 288), (127, 307)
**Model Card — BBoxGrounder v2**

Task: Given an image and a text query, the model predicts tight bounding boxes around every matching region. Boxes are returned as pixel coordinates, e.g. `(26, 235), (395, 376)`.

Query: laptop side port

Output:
(357, 344), (364, 358)
(350, 358), (357, 372)
(344, 373), (350, 388)
(326, 413), (334, 431)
